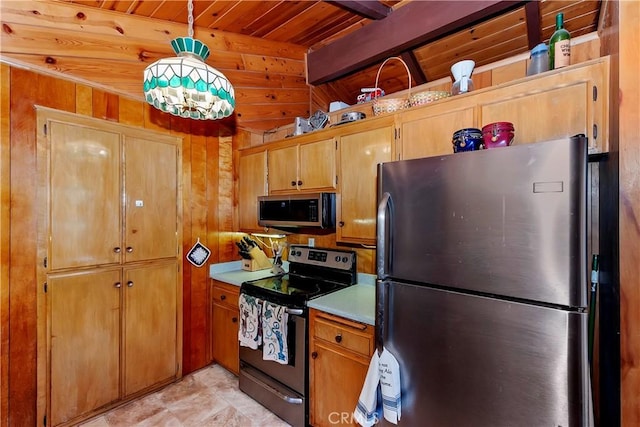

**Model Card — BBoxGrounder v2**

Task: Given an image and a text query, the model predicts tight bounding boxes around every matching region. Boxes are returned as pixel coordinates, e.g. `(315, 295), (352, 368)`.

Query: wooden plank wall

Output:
(0, 63), (11, 427)
(0, 0), (310, 132)
(0, 65), (236, 425)
(615, 1), (640, 424)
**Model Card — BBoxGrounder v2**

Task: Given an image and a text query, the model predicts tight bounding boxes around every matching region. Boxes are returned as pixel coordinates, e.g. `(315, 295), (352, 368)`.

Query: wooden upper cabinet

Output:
(298, 138), (336, 191)
(476, 57), (609, 153)
(49, 122), (122, 270)
(123, 261), (178, 397)
(268, 138), (336, 193)
(124, 136), (178, 262)
(238, 150), (267, 232)
(336, 117), (394, 244)
(399, 105), (475, 160)
(480, 82), (593, 147)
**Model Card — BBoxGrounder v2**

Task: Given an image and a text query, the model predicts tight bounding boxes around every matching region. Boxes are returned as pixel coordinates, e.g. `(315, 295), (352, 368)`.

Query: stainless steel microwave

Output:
(258, 193), (336, 229)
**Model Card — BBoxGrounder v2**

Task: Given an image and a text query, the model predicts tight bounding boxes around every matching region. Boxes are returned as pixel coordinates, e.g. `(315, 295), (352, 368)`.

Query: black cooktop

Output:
(240, 245), (357, 308)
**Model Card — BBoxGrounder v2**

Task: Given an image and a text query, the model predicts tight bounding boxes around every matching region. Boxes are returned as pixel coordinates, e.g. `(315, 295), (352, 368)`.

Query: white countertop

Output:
(210, 262), (376, 325)
(307, 273), (376, 325)
(209, 261), (287, 286)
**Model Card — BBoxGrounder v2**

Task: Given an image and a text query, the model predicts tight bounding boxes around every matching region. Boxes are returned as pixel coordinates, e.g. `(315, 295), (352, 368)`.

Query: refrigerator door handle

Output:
(377, 191), (392, 278)
(376, 279), (387, 354)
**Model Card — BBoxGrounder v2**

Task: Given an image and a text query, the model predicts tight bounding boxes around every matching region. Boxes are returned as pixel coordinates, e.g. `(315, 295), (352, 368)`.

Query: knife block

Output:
(241, 259), (271, 271)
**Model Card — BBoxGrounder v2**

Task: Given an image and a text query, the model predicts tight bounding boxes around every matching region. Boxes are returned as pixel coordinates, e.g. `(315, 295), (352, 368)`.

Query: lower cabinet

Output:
(309, 309), (375, 427)
(48, 261), (180, 426)
(211, 280), (240, 375)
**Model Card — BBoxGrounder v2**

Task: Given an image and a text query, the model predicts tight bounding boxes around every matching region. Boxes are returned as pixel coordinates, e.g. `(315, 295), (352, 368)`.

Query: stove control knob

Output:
(335, 255), (341, 262)
(342, 256), (348, 263)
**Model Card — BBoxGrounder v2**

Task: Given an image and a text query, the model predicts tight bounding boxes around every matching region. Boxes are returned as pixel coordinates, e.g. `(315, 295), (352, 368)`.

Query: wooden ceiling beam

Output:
(325, 1), (392, 20)
(307, 0), (524, 85)
(400, 51), (427, 86)
(524, 0), (542, 49)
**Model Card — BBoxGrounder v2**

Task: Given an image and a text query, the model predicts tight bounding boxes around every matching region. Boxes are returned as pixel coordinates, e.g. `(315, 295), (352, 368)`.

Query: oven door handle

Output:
(242, 368), (303, 405)
(286, 308), (304, 316)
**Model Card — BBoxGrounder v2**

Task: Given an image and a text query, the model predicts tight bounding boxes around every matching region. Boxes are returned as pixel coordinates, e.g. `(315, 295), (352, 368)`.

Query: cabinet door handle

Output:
(220, 294), (226, 301)
(232, 317), (238, 323)
(127, 281), (134, 287)
(126, 247), (133, 253)
(335, 333), (343, 343)
(114, 282), (122, 288)
(338, 221), (345, 227)
(311, 351), (318, 359)
(113, 247), (121, 253)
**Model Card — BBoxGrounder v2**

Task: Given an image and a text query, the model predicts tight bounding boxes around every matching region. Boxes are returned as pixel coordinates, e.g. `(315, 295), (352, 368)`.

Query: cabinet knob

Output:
(297, 180), (303, 186)
(114, 282), (122, 288)
(232, 317), (238, 323)
(311, 351), (318, 359)
(335, 333), (342, 343)
(126, 247), (133, 253)
(113, 247), (121, 253)
(291, 181), (296, 186)
(338, 221), (345, 227)
(127, 281), (134, 287)
(220, 294), (226, 301)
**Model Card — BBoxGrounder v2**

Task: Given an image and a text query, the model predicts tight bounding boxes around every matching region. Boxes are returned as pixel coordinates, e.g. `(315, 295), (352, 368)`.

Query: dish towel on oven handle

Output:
(238, 293), (262, 349)
(262, 301), (289, 364)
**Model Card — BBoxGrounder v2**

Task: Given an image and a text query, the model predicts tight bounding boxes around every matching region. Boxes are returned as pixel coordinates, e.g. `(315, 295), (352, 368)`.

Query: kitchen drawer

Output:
(312, 312), (374, 357)
(211, 281), (240, 309)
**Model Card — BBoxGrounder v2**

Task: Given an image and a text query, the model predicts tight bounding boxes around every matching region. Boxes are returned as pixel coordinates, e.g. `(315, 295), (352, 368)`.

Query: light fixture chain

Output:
(187, 0), (194, 38)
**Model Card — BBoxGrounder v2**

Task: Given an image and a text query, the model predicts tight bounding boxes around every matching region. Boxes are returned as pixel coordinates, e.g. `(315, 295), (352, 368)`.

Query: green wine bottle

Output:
(549, 13), (571, 70)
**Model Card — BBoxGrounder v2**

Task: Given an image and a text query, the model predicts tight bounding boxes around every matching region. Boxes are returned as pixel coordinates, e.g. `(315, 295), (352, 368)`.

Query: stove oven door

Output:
(239, 308), (307, 427)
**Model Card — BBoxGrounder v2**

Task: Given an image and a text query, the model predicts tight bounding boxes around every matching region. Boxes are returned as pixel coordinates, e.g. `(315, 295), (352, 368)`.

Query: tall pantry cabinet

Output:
(36, 108), (183, 427)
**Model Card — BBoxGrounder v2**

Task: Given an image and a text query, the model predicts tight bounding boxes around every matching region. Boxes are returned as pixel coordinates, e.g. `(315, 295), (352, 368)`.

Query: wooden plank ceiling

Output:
(0, 0), (601, 131)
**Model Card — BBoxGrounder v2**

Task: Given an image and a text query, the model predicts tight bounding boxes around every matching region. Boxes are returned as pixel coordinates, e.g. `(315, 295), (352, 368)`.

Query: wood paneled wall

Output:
(0, 0), (310, 132)
(612, 1), (640, 424)
(0, 65), (237, 425)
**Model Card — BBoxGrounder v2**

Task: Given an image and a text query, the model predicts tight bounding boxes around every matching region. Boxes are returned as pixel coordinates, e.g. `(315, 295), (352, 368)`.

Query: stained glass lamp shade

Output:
(143, 36), (235, 120)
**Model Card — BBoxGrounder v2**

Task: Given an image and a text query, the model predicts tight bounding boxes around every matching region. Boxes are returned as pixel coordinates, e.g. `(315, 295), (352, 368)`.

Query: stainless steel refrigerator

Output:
(376, 136), (593, 426)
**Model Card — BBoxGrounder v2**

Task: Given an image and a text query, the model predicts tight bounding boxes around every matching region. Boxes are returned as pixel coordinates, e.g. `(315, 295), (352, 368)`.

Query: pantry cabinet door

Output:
(49, 269), (121, 426)
(124, 136), (178, 262)
(399, 106), (475, 159)
(49, 122), (121, 270)
(123, 262), (178, 396)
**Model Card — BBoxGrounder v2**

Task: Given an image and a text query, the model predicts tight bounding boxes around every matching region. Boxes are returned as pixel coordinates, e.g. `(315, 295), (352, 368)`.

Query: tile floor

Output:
(79, 364), (291, 427)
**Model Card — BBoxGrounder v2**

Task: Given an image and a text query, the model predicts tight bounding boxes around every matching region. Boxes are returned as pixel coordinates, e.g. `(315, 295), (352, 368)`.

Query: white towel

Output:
(238, 293), (262, 349)
(353, 351), (381, 427)
(262, 301), (289, 364)
(379, 348), (401, 424)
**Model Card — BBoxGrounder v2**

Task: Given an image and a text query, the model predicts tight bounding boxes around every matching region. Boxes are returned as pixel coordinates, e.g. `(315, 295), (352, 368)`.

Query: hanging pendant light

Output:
(143, 0), (235, 120)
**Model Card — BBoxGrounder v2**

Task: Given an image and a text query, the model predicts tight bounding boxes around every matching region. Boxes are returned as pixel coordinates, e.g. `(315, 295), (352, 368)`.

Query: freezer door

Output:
(377, 136), (587, 308)
(378, 280), (592, 427)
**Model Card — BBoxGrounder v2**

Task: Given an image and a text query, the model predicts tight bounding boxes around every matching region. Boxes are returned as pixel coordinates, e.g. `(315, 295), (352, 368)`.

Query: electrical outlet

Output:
(308, 238), (315, 247)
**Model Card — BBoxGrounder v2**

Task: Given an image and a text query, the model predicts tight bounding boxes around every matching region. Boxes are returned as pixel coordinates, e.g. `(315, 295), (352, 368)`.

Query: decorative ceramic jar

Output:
(452, 128), (483, 153)
(482, 122), (515, 149)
